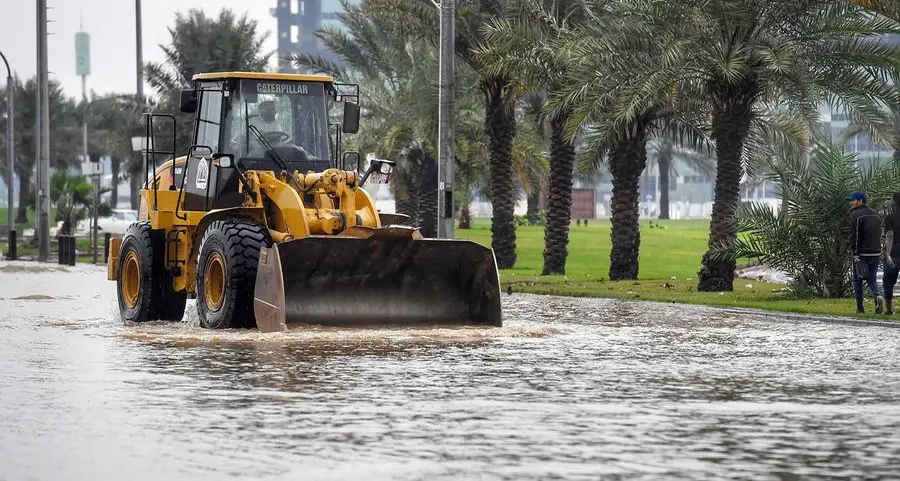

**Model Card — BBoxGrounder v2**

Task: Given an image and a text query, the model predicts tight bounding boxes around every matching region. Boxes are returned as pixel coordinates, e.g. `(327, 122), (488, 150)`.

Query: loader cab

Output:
(173, 72), (361, 212)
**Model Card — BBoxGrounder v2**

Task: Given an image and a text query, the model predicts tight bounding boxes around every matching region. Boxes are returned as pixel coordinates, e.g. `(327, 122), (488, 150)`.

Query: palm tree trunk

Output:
(526, 96), (545, 226)
(393, 168), (418, 225)
(658, 141), (673, 220)
(459, 205), (471, 229)
(396, 145), (424, 227)
(541, 114), (575, 275)
(526, 179), (541, 224)
(893, 107), (899, 164)
(456, 182), (472, 229)
(608, 124), (649, 280)
(15, 174), (31, 225)
(417, 149), (438, 238)
(483, 77), (517, 269)
(697, 90), (754, 292)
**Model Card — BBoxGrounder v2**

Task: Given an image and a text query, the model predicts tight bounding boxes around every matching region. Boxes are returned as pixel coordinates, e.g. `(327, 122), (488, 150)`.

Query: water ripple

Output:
(1, 263), (900, 479)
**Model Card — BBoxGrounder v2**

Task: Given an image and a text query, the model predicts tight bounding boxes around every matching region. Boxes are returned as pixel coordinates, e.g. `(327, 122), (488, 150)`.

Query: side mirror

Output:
(180, 89), (198, 113)
(376, 159), (394, 175)
(342, 101), (360, 134)
(359, 157), (395, 187)
(212, 153), (234, 169)
(342, 151), (361, 172)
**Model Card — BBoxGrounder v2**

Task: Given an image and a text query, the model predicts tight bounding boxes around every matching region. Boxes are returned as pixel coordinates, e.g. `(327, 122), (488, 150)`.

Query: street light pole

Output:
(37, 0), (51, 262)
(136, 0), (143, 106)
(437, 0), (455, 239)
(0, 50), (14, 260)
(134, 0), (145, 213)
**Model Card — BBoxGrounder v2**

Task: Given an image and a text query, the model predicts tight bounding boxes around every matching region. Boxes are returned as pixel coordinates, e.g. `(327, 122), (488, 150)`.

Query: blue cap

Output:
(846, 191), (867, 202)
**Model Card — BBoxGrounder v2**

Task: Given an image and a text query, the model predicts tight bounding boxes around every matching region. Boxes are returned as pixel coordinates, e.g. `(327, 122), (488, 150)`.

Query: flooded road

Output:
(2, 261), (900, 480)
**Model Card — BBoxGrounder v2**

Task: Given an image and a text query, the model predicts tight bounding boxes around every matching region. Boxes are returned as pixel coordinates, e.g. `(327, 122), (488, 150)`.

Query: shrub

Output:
(712, 140), (900, 298)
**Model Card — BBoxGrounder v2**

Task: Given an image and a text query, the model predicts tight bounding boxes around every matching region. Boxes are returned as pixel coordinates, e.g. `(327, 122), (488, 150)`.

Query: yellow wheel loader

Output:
(106, 71), (502, 332)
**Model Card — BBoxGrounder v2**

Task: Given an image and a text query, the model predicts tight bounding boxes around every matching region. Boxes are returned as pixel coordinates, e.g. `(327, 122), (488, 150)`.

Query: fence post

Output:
(104, 233), (111, 264)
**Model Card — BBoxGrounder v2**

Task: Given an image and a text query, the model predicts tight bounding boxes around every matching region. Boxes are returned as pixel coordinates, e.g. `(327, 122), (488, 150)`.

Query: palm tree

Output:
(363, 0), (523, 268)
(0, 75), (79, 224)
(476, 0), (587, 275)
(50, 170), (100, 236)
(144, 8), (274, 156)
(80, 93), (148, 208)
(288, 2), (445, 235)
(518, 92), (549, 224)
(646, 0), (900, 292)
(647, 135), (716, 220)
(544, 4), (714, 280)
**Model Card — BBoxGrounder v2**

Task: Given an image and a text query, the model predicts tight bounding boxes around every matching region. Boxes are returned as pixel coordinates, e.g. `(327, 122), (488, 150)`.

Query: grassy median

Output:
(455, 217), (894, 321)
(1, 213), (892, 320)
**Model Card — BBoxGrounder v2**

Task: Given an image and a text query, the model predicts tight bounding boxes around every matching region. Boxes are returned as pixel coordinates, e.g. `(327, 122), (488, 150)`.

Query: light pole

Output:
(136, 0), (143, 106)
(0, 50), (14, 260)
(437, 0), (455, 239)
(37, 0), (51, 262)
(135, 0), (146, 211)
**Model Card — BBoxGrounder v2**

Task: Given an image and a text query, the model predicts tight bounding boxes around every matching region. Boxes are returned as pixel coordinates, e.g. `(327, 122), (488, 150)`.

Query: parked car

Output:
(63, 209), (139, 236)
(95, 209), (139, 235)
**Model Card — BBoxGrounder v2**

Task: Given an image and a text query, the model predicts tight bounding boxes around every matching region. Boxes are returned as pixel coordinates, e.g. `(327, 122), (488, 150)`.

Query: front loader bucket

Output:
(252, 226), (502, 332)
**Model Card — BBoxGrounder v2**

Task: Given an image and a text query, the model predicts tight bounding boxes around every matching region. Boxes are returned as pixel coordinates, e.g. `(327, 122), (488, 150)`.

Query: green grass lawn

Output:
(456, 217), (712, 281)
(455, 217), (894, 322)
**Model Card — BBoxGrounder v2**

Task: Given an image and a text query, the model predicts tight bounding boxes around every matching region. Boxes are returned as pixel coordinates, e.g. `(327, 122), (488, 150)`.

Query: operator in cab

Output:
(230, 98), (286, 151)
(251, 100), (282, 132)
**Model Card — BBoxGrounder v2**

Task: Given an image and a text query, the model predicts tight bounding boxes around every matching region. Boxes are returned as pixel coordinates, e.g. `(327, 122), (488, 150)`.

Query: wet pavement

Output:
(1, 261), (899, 480)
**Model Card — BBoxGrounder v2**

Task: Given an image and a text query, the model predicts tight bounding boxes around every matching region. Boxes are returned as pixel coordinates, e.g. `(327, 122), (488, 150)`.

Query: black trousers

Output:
(884, 257), (900, 300)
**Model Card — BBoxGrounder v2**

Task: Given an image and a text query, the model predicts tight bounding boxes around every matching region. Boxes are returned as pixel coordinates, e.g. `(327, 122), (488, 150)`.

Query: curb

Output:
(512, 292), (900, 329)
(714, 306), (900, 328)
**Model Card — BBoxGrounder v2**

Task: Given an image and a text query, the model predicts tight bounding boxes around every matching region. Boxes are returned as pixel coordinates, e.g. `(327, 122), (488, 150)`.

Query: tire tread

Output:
(197, 218), (270, 329)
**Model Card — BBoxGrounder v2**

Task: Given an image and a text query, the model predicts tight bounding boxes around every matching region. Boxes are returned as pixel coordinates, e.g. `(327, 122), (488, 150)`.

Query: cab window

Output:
(195, 82), (225, 151)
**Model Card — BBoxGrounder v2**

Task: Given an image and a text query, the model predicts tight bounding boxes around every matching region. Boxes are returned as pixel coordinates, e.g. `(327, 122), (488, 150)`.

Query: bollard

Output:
(68, 236), (76, 266)
(57, 235), (77, 265)
(7, 230), (16, 260)
(58, 236), (67, 265)
(104, 233), (111, 264)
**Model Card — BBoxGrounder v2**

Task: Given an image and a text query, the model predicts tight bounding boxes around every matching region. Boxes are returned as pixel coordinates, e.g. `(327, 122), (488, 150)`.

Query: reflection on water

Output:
(2, 262), (900, 480)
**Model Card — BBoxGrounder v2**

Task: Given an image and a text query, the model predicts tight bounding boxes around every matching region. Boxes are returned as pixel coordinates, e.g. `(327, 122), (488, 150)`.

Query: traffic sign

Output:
(81, 161), (102, 176)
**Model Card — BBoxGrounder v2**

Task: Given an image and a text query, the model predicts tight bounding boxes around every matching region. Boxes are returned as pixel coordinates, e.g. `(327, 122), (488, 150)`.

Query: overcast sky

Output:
(0, 0), (281, 100)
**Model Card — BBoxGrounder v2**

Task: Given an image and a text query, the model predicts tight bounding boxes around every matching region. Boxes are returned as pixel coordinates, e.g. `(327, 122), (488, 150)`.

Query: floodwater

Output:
(1, 261), (900, 481)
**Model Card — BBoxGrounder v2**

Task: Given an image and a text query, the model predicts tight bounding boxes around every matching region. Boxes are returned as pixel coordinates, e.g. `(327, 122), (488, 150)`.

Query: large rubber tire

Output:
(195, 218), (271, 329)
(117, 222), (164, 323)
(117, 221), (187, 323)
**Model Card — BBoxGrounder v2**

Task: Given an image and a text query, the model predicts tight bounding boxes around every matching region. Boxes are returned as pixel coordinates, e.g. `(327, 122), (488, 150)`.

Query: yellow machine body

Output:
(107, 71), (502, 331)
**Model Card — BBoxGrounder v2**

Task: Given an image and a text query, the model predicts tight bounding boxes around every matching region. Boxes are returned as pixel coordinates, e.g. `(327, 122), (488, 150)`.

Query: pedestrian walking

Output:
(847, 191), (884, 314)
(882, 192), (900, 315)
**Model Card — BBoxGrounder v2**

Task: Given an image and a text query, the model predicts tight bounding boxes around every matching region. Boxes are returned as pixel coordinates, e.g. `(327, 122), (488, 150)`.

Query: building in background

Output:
(821, 33), (900, 170)
(271, 0), (359, 73)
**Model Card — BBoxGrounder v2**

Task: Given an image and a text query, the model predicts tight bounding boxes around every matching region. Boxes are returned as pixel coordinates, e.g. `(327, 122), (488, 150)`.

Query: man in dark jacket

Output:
(881, 192), (900, 315)
(847, 191), (884, 314)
